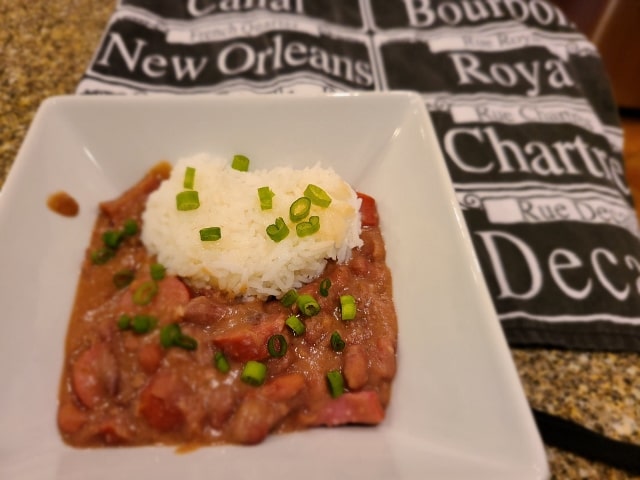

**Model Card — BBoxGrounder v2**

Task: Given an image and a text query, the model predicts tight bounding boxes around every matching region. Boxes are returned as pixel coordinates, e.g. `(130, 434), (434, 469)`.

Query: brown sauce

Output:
(57, 164), (398, 448)
(47, 191), (79, 217)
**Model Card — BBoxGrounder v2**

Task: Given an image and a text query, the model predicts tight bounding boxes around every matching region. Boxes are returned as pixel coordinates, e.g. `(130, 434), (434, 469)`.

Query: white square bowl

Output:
(0, 92), (548, 479)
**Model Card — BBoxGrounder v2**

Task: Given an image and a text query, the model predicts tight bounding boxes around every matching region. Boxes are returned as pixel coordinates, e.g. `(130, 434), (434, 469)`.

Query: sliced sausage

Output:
(227, 374), (305, 444)
(119, 274), (190, 324)
(183, 296), (231, 326)
(138, 370), (187, 432)
(211, 313), (285, 361)
(311, 391), (385, 427)
(71, 342), (119, 408)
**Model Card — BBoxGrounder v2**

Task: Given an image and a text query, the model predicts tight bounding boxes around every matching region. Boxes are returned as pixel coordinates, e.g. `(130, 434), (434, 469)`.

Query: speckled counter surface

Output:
(2, 2), (640, 478)
(1, 1), (115, 186)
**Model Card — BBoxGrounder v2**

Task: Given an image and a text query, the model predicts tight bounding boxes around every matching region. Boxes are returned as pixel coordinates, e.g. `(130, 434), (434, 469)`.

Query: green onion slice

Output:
(285, 315), (306, 336)
(258, 186), (275, 210)
(241, 361), (267, 386)
(176, 190), (200, 211)
(133, 281), (158, 306)
(102, 230), (124, 249)
(340, 295), (357, 320)
(113, 269), (135, 289)
(341, 294), (356, 305)
(122, 219), (138, 237)
(297, 294), (320, 316)
(232, 154), (250, 172)
(159, 323), (197, 350)
(183, 166), (196, 189)
(296, 216), (320, 237)
(266, 217), (289, 242)
(200, 226), (222, 242)
(281, 289), (298, 307)
(174, 334), (198, 351)
(326, 370), (345, 398)
(117, 314), (131, 330)
(160, 323), (182, 348)
(267, 334), (288, 358)
(319, 278), (331, 297)
(93, 221), (138, 266)
(214, 351), (230, 373)
(330, 331), (346, 351)
(91, 247), (115, 265)
(150, 263), (166, 281)
(131, 315), (157, 334)
(304, 184), (332, 208)
(289, 197), (311, 222)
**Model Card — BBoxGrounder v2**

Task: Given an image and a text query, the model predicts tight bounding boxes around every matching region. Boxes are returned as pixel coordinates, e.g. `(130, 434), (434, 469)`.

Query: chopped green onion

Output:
(297, 294), (320, 316)
(113, 269), (135, 289)
(232, 154), (250, 172)
(176, 190), (200, 211)
(281, 289), (298, 307)
(159, 323), (197, 350)
(183, 166), (196, 189)
(174, 334), (198, 350)
(266, 217), (289, 242)
(150, 263), (166, 281)
(117, 314), (156, 334)
(160, 323), (182, 348)
(340, 294), (356, 305)
(102, 230), (124, 249)
(214, 351), (230, 373)
(258, 186), (275, 210)
(122, 219), (138, 237)
(241, 361), (267, 386)
(131, 315), (157, 334)
(296, 215), (320, 237)
(267, 334), (288, 358)
(304, 184), (332, 208)
(91, 247), (115, 265)
(330, 331), (346, 351)
(200, 226), (222, 242)
(285, 315), (306, 336)
(326, 370), (345, 398)
(117, 314), (131, 330)
(319, 278), (331, 297)
(133, 281), (158, 306)
(289, 197), (311, 222)
(340, 295), (357, 320)
(93, 220), (138, 266)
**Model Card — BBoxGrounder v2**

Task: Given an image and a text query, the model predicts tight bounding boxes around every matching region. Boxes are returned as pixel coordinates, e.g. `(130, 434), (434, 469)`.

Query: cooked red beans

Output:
(57, 166), (398, 447)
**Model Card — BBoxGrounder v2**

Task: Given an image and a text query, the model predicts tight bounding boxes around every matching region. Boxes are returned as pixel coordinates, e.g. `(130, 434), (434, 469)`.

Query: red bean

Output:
(343, 344), (369, 390)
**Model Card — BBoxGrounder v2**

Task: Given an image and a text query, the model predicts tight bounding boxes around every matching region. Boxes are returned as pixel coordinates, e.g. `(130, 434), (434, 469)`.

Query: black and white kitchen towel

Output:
(78, 0), (640, 352)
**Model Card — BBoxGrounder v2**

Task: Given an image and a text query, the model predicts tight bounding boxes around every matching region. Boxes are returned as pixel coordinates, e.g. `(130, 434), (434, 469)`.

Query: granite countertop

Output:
(2, 2), (639, 478)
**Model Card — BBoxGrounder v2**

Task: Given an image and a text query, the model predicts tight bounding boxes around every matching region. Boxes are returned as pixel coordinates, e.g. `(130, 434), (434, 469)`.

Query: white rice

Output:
(141, 153), (363, 298)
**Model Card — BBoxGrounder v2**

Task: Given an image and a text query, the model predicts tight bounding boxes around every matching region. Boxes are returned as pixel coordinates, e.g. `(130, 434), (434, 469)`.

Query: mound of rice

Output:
(141, 153), (363, 298)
